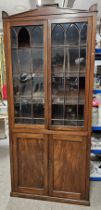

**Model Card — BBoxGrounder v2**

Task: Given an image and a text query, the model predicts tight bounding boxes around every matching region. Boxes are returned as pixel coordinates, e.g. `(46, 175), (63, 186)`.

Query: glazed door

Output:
(12, 133), (48, 195)
(49, 134), (87, 200)
(48, 18), (92, 130)
(10, 21), (47, 127)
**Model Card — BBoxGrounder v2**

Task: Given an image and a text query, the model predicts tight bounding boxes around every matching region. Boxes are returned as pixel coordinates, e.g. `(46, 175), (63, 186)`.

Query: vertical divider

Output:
(44, 21), (48, 128)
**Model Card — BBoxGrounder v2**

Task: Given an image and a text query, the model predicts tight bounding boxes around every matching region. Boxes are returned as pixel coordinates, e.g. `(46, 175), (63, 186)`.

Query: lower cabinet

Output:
(12, 133), (48, 195)
(49, 134), (87, 200)
(12, 132), (88, 202)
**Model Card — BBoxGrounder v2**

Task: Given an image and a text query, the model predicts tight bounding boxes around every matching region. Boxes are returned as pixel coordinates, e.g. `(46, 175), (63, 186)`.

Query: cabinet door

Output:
(12, 133), (48, 195)
(49, 134), (87, 200)
(48, 18), (92, 130)
(10, 21), (47, 127)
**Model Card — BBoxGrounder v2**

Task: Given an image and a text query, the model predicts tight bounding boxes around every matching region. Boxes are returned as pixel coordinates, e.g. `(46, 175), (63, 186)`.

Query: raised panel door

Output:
(12, 133), (48, 195)
(49, 134), (87, 200)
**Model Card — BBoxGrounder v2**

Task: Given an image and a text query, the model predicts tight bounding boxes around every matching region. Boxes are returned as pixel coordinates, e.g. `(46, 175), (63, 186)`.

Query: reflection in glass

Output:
(69, 48), (79, 73)
(52, 48), (64, 77)
(80, 48), (86, 72)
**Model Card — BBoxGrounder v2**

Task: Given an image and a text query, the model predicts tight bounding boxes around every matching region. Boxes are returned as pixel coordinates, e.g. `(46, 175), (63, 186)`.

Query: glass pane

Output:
(66, 24), (79, 45)
(68, 48), (79, 76)
(11, 28), (17, 48)
(13, 76), (20, 97)
(81, 24), (87, 44)
(80, 48), (86, 72)
(31, 47), (44, 121)
(20, 78), (32, 97)
(11, 25), (44, 125)
(52, 24), (64, 45)
(65, 105), (77, 126)
(52, 47), (64, 125)
(18, 27), (30, 47)
(51, 22), (88, 127)
(33, 104), (44, 118)
(18, 48), (32, 74)
(15, 118), (33, 124)
(32, 48), (43, 75)
(52, 47), (64, 77)
(12, 50), (18, 75)
(31, 26), (43, 46)
(14, 98), (32, 118)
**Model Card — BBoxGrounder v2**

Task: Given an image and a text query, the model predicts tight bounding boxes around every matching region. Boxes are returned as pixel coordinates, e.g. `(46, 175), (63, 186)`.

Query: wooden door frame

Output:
(47, 17), (93, 131)
(48, 134), (87, 200)
(3, 19), (48, 130)
(12, 132), (49, 195)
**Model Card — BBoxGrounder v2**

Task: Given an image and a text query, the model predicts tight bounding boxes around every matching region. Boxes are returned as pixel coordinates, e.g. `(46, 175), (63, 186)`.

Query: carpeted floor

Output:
(0, 135), (101, 210)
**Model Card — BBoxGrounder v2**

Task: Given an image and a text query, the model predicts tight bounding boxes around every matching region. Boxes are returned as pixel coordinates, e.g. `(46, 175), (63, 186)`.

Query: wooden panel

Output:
(13, 133), (48, 195)
(2, 5), (97, 20)
(49, 134), (87, 200)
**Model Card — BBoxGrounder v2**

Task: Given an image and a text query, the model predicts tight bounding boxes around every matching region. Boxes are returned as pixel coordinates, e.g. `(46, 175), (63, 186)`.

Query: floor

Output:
(0, 136), (101, 210)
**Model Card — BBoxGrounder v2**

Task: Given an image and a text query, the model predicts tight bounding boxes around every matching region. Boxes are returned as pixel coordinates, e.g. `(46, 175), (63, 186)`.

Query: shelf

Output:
(91, 149), (101, 154)
(52, 68), (85, 77)
(52, 44), (87, 48)
(93, 89), (101, 94)
(92, 126), (101, 131)
(13, 74), (44, 78)
(95, 48), (101, 54)
(12, 45), (44, 49)
(90, 177), (101, 181)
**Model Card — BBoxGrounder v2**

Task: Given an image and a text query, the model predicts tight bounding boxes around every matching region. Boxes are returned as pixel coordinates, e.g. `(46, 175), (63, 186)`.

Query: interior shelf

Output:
(12, 45), (44, 49)
(52, 44), (87, 48)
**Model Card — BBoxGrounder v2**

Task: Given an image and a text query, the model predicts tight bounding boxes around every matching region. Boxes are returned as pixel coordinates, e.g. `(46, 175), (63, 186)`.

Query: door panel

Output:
(13, 133), (48, 195)
(48, 18), (92, 130)
(10, 21), (47, 127)
(49, 134), (87, 200)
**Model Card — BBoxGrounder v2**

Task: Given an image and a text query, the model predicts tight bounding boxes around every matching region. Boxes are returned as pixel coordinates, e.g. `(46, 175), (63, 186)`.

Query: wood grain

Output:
(49, 134), (86, 200)
(13, 133), (48, 195)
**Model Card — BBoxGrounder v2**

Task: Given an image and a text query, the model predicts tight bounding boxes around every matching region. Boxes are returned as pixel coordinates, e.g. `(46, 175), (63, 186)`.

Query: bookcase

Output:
(2, 4), (97, 205)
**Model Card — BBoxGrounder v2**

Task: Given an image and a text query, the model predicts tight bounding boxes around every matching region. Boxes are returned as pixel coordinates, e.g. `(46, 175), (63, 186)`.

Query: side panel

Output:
(49, 134), (87, 200)
(12, 133), (48, 195)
